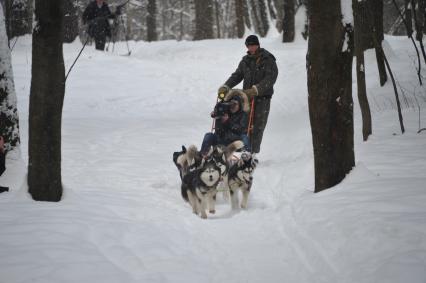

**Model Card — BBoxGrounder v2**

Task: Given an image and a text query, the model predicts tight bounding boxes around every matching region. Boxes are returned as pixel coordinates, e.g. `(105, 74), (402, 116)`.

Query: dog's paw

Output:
(201, 214), (207, 219)
(241, 204), (247, 209)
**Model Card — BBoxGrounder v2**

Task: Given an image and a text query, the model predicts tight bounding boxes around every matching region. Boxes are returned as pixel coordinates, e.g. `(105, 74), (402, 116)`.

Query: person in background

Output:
(83, 0), (121, 51)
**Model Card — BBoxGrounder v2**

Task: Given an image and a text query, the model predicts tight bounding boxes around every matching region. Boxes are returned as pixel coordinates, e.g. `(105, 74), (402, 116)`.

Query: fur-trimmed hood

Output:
(224, 89), (250, 113)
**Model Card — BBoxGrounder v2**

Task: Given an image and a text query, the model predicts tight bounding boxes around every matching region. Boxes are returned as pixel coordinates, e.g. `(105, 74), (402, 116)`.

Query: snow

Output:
(1, 30), (426, 282)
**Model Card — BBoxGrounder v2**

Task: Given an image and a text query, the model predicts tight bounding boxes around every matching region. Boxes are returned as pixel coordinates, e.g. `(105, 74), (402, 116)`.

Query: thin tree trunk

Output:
(372, 0), (387, 86)
(180, 0), (184, 40)
(28, 0), (65, 201)
(235, 0), (245, 38)
(353, 0), (372, 141)
(307, 1), (355, 192)
(367, 1), (405, 134)
(215, 0), (221, 38)
(193, 0), (214, 40)
(283, 0), (295, 42)
(147, 0), (157, 42)
(356, 52), (372, 140)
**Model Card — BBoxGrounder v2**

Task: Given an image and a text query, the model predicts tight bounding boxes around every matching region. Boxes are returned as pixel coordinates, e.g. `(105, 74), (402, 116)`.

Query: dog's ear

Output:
(182, 145), (187, 153)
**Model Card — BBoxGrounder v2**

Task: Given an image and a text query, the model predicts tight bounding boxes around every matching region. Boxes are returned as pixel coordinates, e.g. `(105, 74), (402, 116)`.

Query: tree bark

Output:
(353, 0), (372, 141)
(214, 0), (221, 38)
(147, 0), (157, 42)
(63, 0), (78, 43)
(28, 0), (65, 202)
(371, 0), (388, 85)
(307, 0), (355, 193)
(283, 0), (295, 42)
(193, 0), (214, 40)
(249, 0), (269, 37)
(235, 0), (245, 38)
(0, 3), (20, 151)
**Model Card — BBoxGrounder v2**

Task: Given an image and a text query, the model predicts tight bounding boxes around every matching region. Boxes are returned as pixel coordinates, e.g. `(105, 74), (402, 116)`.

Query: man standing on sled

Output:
(217, 35), (278, 154)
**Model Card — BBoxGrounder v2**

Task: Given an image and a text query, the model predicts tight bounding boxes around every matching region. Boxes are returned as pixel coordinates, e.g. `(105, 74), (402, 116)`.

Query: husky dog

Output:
(207, 140), (245, 200)
(227, 152), (258, 209)
(181, 159), (221, 219)
(173, 145), (202, 180)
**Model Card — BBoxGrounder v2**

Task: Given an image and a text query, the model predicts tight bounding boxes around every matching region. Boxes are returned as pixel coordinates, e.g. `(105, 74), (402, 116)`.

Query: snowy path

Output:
(1, 36), (426, 282)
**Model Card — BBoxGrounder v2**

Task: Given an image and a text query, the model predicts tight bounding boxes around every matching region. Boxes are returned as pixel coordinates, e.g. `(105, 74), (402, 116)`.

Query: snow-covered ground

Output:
(1, 30), (426, 282)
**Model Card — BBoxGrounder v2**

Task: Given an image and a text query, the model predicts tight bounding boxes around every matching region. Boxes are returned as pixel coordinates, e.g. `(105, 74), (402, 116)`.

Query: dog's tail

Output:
(186, 145), (198, 161)
(225, 140), (244, 159)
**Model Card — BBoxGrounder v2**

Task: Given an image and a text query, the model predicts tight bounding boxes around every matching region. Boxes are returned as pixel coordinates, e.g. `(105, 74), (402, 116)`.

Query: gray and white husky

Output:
(227, 152), (258, 209)
(182, 159), (222, 219)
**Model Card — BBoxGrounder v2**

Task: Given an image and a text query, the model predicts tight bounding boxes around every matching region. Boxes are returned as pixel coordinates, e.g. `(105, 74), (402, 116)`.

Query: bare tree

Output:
(249, 0), (269, 37)
(0, 3), (20, 151)
(63, 0), (79, 43)
(193, 0), (214, 40)
(307, 1), (355, 192)
(283, 0), (295, 42)
(235, 0), (245, 37)
(28, 0), (65, 201)
(147, 0), (158, 41)
(353, 0), (372, 141)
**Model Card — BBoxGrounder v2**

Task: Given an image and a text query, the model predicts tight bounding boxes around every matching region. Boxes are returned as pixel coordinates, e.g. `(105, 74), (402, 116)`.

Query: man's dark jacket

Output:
(83, 1), (113, 38)
(224, 48), (278, 98)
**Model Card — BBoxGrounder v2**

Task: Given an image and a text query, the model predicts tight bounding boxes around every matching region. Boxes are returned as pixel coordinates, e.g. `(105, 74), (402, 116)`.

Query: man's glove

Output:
(243, 86), (258, 99)
(217, 85), (230, 100)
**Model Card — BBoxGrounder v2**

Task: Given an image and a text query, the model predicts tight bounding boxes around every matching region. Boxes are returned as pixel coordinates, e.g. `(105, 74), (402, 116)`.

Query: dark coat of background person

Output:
(224, 48), (278, 153)
(82, 1), (114, 50)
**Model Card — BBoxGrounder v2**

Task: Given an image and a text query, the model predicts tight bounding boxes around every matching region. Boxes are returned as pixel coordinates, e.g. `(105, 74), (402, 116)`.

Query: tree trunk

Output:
(249, 0), (269, 37)
(147, 0), (157, 42)
(405, 0), (413, 36)
(307, 0), (355, 193)
(28, 0), (65, 202)
(283, 0), (295, 42)
(0, 3), (20, 151)
(373, 0), (387, 86)
(235, 0), (245, 38)
(243, 0), (252, 29)
(353, 0), (372, 141)
(193, 0), (214, 40)
(214, 0), (221, 38)
(63, 0), (79, 43)
(272, 0), (284, 33)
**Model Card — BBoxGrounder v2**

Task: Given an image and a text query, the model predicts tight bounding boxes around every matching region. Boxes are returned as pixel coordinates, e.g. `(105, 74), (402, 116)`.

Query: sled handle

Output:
(247, 98), (255, 138)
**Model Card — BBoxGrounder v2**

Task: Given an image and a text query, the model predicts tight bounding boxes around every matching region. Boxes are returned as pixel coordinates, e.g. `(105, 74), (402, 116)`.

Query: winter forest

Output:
(1, 0), (426, 282)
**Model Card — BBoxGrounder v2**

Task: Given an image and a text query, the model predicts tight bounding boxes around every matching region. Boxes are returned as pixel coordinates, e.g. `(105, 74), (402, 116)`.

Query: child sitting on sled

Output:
(200, 90), (251, 157)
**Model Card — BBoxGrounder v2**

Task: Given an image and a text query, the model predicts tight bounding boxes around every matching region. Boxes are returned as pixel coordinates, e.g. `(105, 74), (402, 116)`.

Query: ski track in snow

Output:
(1, 33), (426, 282)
